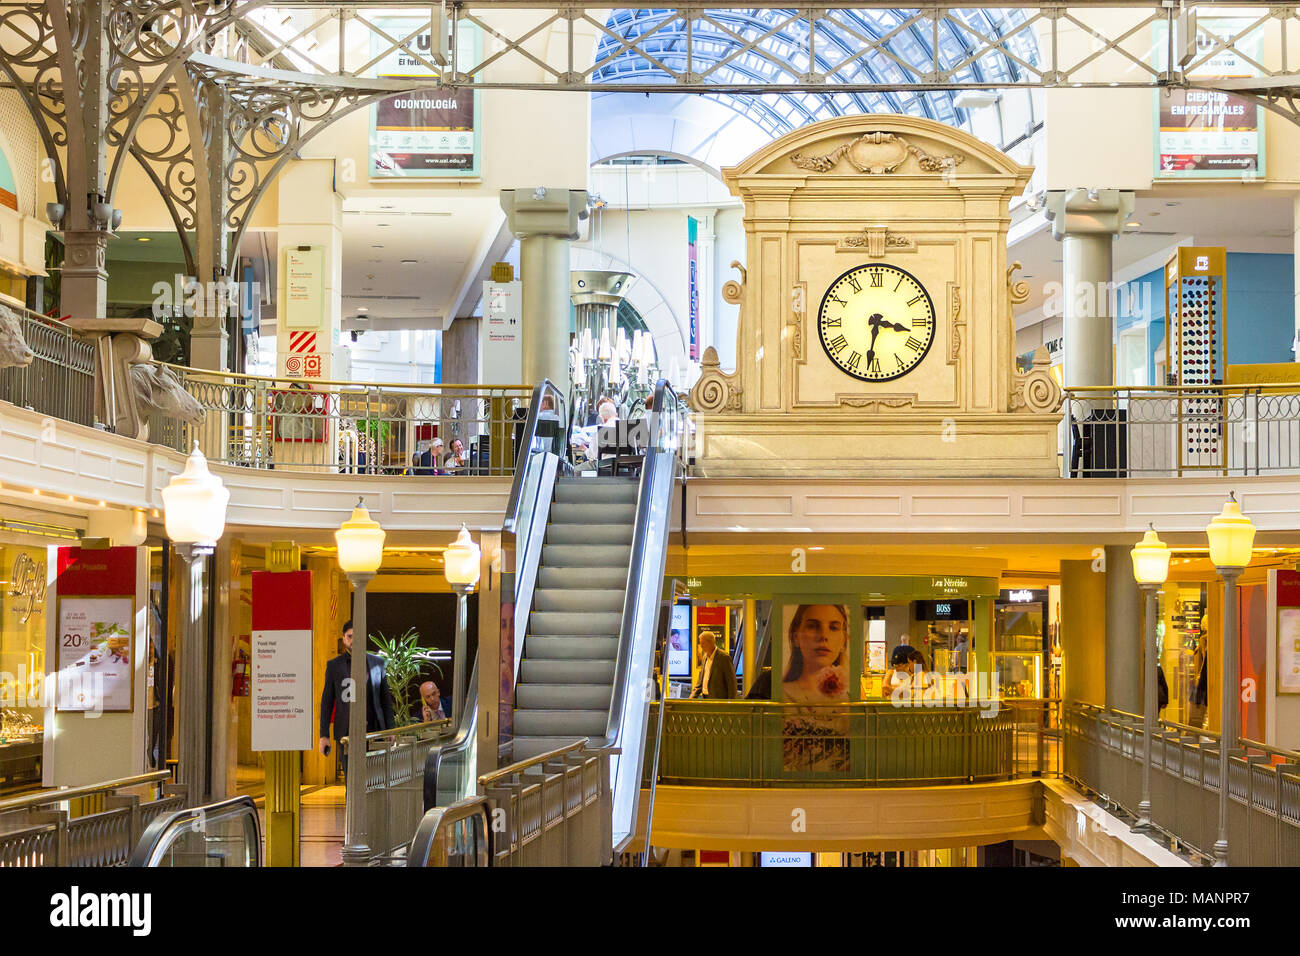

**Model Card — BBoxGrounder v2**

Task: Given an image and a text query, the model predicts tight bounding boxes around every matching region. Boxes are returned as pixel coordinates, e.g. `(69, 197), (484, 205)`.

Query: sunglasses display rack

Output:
(1163, 247), (1226, 474)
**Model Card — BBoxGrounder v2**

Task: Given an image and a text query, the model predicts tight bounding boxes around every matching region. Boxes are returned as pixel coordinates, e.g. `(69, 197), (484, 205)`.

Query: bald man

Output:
(420, 680), (449, 722)
(690, 630), (737, 700)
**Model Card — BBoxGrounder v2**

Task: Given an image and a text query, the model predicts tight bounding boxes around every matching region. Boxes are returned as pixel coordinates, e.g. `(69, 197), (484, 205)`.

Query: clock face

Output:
(816, 263), (936, 382)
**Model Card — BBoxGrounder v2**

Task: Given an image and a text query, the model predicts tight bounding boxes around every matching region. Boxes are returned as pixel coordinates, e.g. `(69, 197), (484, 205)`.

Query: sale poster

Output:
(56, 596), (134, 713)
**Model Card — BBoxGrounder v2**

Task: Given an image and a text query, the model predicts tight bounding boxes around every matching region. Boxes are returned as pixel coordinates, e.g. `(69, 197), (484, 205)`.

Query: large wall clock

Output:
(816, 263), (936, 382)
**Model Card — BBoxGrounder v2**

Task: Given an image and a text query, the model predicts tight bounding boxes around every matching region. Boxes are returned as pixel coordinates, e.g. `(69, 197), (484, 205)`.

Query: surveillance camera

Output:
(350, 330), (359, 342)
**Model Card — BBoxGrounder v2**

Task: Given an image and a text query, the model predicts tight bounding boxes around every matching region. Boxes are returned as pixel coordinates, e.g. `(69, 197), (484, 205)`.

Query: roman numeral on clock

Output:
(823, 316), (841, 328)
(905, 335), (923, 351)
(895, 355), (906, 371)
(846, 351), (861, 372)
(869, 356), (881, 375)
(829, 294), (847, 307)
(913, 316), (930, 329)
(827, 334), (848, 354)
(847, 275), (861, 294)
(907, 294), (925, 307)
(869, 270), (883, 288)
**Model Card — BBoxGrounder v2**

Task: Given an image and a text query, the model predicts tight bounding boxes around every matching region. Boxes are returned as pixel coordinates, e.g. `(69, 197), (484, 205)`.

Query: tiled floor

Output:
(300, 786), (346, 867)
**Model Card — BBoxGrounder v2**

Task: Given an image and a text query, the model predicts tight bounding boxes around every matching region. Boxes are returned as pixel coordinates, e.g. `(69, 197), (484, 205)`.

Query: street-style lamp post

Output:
(1129, 525), (1171, 833)
(1205, 492), (1255, 866)
(161, 443), (229, 808)
(334, 497), (386, 866)
(443, 524), (481, 728)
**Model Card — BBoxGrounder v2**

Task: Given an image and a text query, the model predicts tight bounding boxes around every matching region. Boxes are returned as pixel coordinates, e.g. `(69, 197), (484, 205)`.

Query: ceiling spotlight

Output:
(1126, 221), (1142, 229)
(1086, 188), (1099, 202)
(532, 187), (547, 201)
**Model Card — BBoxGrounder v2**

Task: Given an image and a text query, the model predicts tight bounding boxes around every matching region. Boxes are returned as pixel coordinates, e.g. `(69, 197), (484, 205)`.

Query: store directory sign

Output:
(250, 570), (315, 751)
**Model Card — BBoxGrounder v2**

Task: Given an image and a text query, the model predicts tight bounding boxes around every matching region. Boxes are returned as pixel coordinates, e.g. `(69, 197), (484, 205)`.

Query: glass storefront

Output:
(0, 539), (51, 793)
(993, 589), (1048, 699)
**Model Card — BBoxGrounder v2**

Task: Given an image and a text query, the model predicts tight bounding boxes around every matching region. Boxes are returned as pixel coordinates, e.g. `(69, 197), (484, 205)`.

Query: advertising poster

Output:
(53, 546), (139, 714)
(667, 603), (691, 678)
(250, 570), (314, 751)
(56, 597), (134, 713)
(1154, 18), (1265, 179)
(369, 18), (480, 178)
(779, 603), (850, 773)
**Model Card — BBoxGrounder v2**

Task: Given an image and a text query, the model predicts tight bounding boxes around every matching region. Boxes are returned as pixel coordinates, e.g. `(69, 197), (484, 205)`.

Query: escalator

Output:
(128, 796), (261, 867)
(417, 378), (684, 861)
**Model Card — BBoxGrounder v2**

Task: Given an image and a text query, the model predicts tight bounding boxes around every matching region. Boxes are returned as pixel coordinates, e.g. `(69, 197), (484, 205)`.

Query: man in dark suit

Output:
(317, 620), (396, 776)
(690, 630), (737, 700)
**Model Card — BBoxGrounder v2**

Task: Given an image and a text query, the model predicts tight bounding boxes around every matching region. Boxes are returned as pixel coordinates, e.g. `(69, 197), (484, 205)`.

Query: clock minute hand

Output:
(865, 313), (884, 366)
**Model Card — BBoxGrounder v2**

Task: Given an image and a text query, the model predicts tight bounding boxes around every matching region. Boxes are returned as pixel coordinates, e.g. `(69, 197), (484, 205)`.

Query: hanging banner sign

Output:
(1277, 569), (1300, 695)
(687, 216), (700, 360)
(1153, 18), (1266, 179)
(250, 570), (315, 751)
(54, 547), (138, 714)
(369, 18), (480, 178)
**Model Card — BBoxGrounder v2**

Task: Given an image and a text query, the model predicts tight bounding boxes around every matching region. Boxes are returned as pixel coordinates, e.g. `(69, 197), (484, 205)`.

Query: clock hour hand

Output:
(881, 319), (910, 333)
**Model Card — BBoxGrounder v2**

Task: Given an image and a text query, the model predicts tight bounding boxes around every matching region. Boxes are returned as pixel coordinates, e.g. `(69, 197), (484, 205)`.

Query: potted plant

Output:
(369, 627), (443, 727)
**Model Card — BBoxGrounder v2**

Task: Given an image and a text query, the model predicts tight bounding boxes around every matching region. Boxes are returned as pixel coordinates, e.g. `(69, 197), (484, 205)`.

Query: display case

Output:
(1163, 247), (1226, 474)
(993, 590), (1047, 698)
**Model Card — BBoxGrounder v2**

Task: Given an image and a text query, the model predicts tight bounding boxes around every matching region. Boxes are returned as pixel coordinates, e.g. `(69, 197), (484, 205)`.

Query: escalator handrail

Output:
(603, 378), (680, 746)
(504, 378), (567, 533)
(425, 656), (479, 808)
(127, 795), (261, 867)
(407, 795), (493, 867)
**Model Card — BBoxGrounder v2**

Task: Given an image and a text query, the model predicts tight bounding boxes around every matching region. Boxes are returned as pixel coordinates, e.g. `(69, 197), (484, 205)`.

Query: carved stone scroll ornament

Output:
(1007, 260), (1032, 305)
(839, 397), (914, 411)
(689, 347), (743, 413)
(791, 132), (965, 175)
(1012, 346), (1063, 414)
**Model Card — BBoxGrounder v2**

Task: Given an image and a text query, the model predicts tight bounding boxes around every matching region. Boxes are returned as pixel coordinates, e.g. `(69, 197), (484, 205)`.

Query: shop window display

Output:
(0, 544), (48, 793)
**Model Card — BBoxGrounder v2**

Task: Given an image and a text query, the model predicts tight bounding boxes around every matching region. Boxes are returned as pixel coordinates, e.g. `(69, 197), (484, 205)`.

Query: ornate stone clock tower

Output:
(688, 115), (1062, 478)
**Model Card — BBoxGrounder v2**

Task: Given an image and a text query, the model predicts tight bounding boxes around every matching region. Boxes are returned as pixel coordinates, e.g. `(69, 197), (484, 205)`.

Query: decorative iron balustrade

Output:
(1064, 702), (1300, 866)
(152, 363), (531, 476)
(0, 772), (185, 867)
(341, 718), (452, 863)
(642, 698), (1058, 788)
(1064, 384), (1300, 478)
(0, 305), (96, 428)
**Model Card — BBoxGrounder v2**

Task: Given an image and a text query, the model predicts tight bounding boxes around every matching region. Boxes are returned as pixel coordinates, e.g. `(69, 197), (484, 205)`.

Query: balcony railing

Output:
(1063, 701), (1300, 865)
(152, 363), (531, 476)
(0, 304), (95, 428)
(1064, 384), (1300, 477)
(642, 699), (1059, 788)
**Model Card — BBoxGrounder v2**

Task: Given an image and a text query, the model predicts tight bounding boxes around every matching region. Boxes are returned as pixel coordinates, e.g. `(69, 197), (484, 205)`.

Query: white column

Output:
(500, 188), (588, 395)
(276, 159), (344, 380)
(1044, 189), (1135, 388)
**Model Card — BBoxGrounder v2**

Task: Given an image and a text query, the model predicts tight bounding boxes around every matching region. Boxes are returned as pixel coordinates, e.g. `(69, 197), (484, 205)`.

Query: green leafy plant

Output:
(369, 627), (443, 727)
(356, 418), (391, 444)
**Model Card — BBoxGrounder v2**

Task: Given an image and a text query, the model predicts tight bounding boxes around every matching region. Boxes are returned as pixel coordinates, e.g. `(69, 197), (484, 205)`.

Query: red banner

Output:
(251, 571), (312, 630)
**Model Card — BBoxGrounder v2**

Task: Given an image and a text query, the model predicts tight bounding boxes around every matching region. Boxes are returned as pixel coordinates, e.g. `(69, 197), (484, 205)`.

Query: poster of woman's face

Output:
(780, 603), (850, 773)
(781, 604), (850, 703)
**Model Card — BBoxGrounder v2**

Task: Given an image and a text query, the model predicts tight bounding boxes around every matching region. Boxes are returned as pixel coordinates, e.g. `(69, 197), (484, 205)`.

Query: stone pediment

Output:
(723, 114), (1029, 182)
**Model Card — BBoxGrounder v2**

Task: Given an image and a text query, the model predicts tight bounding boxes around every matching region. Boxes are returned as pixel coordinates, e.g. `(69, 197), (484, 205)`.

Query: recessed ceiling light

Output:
(357, 307), (368, 313)
(137, 236), (151, 242)
(1126, 222), (1141, 228)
